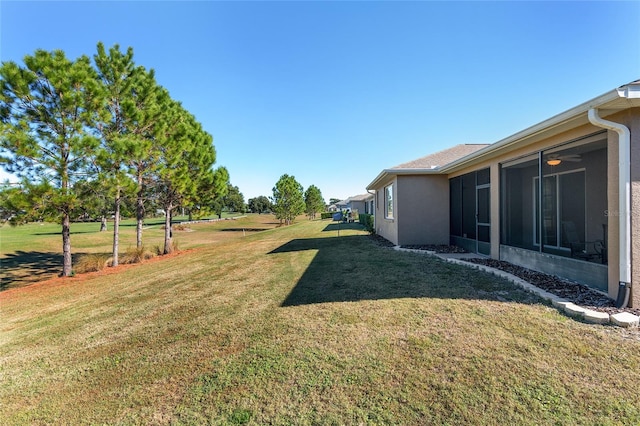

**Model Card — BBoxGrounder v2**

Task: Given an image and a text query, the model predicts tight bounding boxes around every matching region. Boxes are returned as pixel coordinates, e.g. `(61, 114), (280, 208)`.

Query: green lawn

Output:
(1, 218), (640, 424)
(0, 213), (252, 290)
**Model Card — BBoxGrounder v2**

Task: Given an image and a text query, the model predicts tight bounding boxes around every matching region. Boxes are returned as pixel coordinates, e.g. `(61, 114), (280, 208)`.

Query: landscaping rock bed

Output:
(465, 258), (640, 317)
(372, 235), (640, 318)
(369, 234), (396, 248)
(401, 244), (468, 253)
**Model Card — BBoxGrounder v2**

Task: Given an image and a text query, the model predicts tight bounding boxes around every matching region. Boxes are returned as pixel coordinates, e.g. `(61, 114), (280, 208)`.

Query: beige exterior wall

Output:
(617, 108), (640, 307)
(631, 111), (640, 307)
(373, 176), (398, 245)
(594, 108), (640, 306)
(371, 174), (449, 246)
(607, 124), (621, 301)
(397, 175), (449, 245)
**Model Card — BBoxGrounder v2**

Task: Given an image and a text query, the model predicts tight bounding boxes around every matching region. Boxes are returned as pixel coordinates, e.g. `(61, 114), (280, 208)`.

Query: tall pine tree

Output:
(94, 42), (163, 256)
(0, 50), (103, 276)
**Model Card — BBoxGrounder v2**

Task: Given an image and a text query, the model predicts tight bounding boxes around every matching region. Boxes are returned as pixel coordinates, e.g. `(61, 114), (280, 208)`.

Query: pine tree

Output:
(304, 184), (325, 219)
(154, 100), (217, 254)
(0, 50), (103, 276)
(272, 174), (305, 225)
(94, 43), (162, 255)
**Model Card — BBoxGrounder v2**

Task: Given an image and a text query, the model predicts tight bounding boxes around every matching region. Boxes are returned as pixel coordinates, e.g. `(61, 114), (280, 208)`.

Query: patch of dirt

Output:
(464, 258), (640, 317)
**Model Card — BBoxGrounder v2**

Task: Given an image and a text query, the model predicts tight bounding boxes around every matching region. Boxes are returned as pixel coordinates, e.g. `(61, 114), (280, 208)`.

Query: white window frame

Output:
(385, 184), (394, 219)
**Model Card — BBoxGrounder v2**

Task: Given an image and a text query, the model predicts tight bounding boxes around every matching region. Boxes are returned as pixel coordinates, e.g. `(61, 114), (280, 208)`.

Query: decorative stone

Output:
(564, 303), (587, 318)
(583, 310), (610, 325)
(552, 300), (571, 309)
(610, 312), (640, 328)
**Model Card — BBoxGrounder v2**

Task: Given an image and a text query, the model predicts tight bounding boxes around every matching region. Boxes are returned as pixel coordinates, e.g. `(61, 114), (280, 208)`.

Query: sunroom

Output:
(500, 132), (608, 291)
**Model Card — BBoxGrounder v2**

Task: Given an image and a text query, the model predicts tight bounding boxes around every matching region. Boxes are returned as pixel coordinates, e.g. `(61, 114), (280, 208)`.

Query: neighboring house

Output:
(367, 80), (640, 307)
(335, 194), (374, 215)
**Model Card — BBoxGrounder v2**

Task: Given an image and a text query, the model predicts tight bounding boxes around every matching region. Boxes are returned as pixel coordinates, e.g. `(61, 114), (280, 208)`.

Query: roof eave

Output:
(439, 87), (638, 173)
(366, 168), (442, 190)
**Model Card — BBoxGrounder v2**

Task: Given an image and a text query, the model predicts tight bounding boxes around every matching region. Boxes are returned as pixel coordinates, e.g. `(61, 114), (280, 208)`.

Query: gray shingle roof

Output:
(394, 144), (489, 170)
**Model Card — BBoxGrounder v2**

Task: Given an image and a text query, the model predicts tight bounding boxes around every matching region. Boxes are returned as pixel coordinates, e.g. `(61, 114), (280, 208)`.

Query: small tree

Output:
(271, 174), (305, 225)
(191, 166), (228, 219)
(225, 185), (245, 213)
(248, 195), (272, 214)
(304, 184), (325, 219)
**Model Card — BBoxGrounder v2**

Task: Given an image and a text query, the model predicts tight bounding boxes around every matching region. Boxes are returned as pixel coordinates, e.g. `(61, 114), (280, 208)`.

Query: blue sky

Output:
(1, 1), (639, 201)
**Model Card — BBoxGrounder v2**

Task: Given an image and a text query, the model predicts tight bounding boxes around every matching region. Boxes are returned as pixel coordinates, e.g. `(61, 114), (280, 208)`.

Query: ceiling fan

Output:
(545, 153), (581, 166)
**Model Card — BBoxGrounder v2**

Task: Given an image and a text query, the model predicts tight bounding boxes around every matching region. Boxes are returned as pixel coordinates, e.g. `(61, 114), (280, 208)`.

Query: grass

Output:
(0, 213), (263, 290)
(2, 218), (640, 424)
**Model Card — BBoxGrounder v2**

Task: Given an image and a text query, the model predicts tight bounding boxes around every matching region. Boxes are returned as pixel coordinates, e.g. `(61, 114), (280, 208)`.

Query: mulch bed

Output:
(371, 236), (640, 317)
(465, 258), (640, 317)
(401, 244), (468, 254)
(369, 234), (396, 248)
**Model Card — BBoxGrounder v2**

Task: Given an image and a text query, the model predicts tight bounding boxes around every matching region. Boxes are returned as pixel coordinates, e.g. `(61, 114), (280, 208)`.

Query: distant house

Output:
(367, 80), (640, 307)
(335, 193), (375, 215)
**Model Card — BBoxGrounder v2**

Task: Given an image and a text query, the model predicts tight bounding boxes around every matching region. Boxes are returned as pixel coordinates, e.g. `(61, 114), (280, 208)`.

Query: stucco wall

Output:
(397, 175), (449, 245)
(624, 109), (640, 307)
(607, 127), (620, 300)
(373, 177), (398, 245)
(600, 108), (640, 306)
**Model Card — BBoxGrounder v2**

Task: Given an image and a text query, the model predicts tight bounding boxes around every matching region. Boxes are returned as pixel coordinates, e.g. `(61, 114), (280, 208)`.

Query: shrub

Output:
(153, 239), (179, 255)
(359, 213), (375, 234)
(75, 253), (111, 273)
(320, 212), (334, 219)
(120, 246), (155, 264)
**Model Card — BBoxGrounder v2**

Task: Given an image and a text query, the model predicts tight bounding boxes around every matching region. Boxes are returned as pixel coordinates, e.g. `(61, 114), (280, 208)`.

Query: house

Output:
(367, 80), (640, 307)
(335, 194), (375, 215)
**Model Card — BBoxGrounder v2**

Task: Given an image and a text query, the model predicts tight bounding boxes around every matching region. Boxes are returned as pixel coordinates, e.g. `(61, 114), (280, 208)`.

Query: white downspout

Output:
(587, 108), (631, 307)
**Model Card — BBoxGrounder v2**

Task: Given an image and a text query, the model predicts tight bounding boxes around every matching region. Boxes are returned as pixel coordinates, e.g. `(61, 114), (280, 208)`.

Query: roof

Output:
(366, 144), (489, 190)
(337, 193), (373, 206)
(394, 144), (489, 169)
(346, 193), (373, 202)
(367, 79), (640, 190)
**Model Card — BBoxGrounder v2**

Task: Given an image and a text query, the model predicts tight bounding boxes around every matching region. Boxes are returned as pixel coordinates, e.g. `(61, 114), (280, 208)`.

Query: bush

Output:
(153, 240), (179, 255)
(321, 212), (334, 219)
(359, 213), (375, 234)
(75, 253), (111, 273)
(120, 246), (155, 264)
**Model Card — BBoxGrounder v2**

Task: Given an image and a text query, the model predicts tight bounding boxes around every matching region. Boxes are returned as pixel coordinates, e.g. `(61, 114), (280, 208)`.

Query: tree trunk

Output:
(62, 213), (72, 276)
(136, 176), (144, 248)
(163, 206), (173, 254)
(100, 216), (107, 232)
(112, 188), (121, 267)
